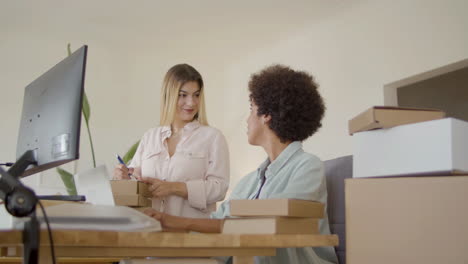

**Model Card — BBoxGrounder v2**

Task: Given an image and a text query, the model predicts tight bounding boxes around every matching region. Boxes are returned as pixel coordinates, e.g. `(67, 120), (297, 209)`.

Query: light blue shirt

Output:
(211, 141), (338, 264)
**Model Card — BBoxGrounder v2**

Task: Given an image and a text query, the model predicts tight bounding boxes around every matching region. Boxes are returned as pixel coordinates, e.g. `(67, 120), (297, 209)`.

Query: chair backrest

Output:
(324, 155), (353, 264)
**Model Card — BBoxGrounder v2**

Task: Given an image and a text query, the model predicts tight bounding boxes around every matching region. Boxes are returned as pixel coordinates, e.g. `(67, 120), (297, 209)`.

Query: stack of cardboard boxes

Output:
(346, 106), (468, 263)
(223, 199), (324, 234)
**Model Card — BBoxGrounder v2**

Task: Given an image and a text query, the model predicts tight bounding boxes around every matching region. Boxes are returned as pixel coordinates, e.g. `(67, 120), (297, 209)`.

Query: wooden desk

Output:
(0, 230), (338, 264)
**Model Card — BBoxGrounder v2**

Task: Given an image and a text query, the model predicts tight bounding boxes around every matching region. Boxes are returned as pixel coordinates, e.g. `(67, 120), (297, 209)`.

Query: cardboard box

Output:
(353, 118), (468, 178)
(348, 106), (445, 135)
(110, 180), (151, 197)
(345, 176), (468, 264)
(113, 194), (152, 207)
(222, 217), (319, 234)
(230, 199), (324, 218)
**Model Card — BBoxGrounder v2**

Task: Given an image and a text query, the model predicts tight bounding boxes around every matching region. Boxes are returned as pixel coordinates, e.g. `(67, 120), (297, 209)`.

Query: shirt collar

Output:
(257, 141), (303, 179)
(257, 159), (270, 179)
(161, 120), (201, 138)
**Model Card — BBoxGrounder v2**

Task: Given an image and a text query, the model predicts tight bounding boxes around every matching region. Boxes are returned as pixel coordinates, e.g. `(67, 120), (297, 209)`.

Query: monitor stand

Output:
(7, 150), (38, 178)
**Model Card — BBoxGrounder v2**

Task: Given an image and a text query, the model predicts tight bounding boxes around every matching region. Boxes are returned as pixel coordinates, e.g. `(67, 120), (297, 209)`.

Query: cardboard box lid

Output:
(348, 106), (445, 135)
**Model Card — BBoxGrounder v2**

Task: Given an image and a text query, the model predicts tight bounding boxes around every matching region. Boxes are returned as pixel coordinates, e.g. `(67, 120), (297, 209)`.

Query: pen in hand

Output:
(116, 154), (132, 178)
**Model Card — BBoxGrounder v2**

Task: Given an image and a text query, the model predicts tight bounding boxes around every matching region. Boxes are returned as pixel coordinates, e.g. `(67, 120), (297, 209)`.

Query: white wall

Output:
(1, 0), (467, 193)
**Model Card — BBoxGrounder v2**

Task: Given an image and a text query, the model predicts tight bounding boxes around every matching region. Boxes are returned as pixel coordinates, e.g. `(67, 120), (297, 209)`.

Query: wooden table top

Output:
(0, 230), (339, 248)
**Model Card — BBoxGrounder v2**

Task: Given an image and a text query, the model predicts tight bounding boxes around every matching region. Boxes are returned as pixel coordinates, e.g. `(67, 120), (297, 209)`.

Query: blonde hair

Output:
(160, 64), (208, 126)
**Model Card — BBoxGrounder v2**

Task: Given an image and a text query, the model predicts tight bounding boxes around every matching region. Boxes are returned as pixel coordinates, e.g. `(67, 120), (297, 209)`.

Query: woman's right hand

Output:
(113, 164), (134, 180)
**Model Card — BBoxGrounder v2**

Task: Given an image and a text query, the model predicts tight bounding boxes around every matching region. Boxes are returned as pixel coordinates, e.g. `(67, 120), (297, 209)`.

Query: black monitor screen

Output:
(15, 45), (87, 177)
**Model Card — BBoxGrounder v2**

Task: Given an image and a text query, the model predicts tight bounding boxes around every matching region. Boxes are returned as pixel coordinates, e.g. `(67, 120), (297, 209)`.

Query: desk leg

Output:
(233, 256), (254, 264)
(39, 245), (52, 264)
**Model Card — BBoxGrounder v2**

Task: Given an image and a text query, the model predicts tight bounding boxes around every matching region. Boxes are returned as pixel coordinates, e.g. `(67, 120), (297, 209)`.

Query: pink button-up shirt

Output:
(129, 121), (230, 218)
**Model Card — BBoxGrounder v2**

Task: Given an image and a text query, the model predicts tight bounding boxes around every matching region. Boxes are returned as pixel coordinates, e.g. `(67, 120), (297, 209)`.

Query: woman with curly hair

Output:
(144, 64), (338, 264)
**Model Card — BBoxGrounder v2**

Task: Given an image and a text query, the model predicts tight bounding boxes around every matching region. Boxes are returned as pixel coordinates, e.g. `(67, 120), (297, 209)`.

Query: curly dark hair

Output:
(248, 65), (325, 143)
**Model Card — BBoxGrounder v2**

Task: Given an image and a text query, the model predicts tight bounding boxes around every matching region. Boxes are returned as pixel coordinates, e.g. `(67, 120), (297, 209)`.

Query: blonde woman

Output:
(113, 64), (230, 218)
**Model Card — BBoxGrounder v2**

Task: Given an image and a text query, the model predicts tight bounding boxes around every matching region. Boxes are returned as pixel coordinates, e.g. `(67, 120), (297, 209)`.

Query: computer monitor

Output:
(12, 45), (87, 177)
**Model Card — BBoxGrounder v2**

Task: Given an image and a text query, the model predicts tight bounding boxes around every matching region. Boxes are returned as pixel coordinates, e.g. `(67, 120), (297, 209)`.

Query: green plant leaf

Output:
(67, 43), (72, 56)
(56, 167), (77, 195)
(82, 92), (91, 125)
(82, 90), (96, 168)
(122, 140), (140, 164)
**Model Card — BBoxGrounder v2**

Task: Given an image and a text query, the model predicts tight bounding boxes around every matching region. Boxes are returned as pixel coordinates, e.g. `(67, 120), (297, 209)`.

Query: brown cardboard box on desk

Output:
(346, 176), (468, 264)
(110, 180), (152, 207)
(230, 198), (324, 218)
(224, 199), (323, 234)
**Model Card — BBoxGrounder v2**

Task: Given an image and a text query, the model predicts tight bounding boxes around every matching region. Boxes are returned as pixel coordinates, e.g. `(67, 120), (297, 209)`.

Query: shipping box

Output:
(222, 217), (319, 234)
(230, 199), (324, 218)
(113, 194), (152, 207)
(345, 176), (468, 264)
(348, 106), (445, 135)
(353, 118), (468, 178)
(110, 180), (151, 197)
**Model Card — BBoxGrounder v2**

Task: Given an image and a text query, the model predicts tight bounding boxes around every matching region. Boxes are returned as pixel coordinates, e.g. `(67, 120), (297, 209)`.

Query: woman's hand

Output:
(113, 164), (134, 180)
(144, 208), (223, 233)
(139, 177), (188, 199)
(144, 208), (188, 231)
